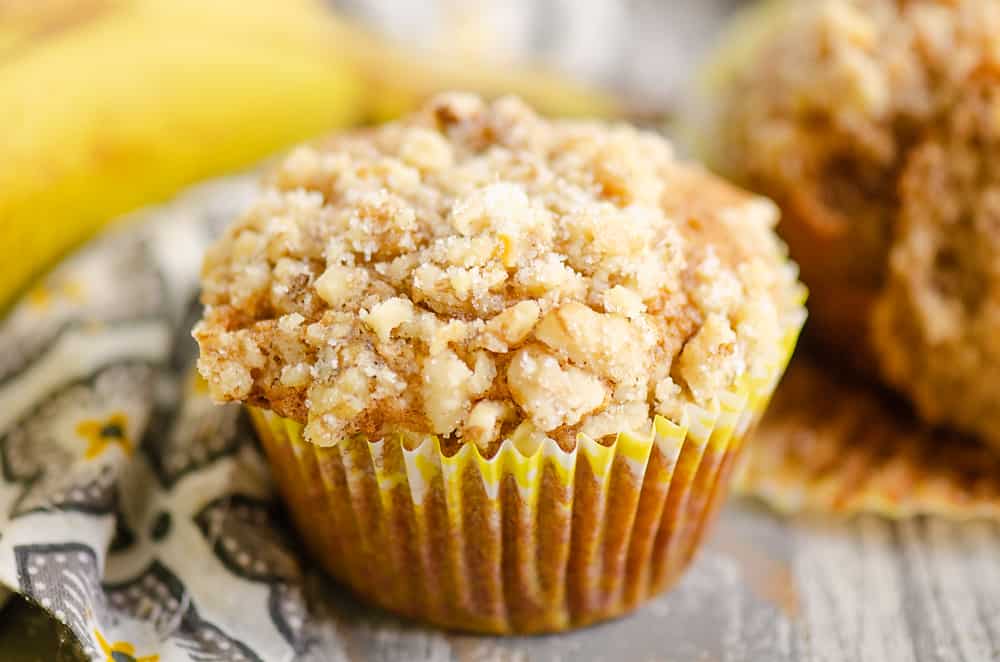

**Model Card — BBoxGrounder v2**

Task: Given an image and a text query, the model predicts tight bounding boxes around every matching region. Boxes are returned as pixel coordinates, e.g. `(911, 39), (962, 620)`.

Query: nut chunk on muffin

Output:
(709, 0), (1000, 447)
(193, 93), (804, 633)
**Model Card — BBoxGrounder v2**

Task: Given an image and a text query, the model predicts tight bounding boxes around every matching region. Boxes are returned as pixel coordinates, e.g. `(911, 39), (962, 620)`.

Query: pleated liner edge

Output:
(249, 311), (803, 634)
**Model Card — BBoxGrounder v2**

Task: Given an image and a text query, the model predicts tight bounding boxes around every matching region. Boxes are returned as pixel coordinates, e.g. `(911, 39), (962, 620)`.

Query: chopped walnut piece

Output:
(507, 345), (608, 432)
(677, 314), (741, 405)
(580, 402), (650, 442)
(463, 400), (516, 451)
(421, 350), (495, 435)
(534, 302), (648, 382)
(363, 297), (414, 343)
(315, 265), (367, 308)
(481, 301), (540, 351)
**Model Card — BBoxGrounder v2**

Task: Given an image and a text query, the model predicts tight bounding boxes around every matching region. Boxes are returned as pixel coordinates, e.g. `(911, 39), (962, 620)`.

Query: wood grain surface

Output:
(295, 503), (1000, 662)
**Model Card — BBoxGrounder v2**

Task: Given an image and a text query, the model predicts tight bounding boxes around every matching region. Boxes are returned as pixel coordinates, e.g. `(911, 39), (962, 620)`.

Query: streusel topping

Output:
(872, 69), (1000, 448)
(195, 93), (798, 451)
(718, 0), (1000, 188)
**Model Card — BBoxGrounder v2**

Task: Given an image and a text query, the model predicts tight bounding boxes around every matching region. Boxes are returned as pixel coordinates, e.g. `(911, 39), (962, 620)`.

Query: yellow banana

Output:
(0, 0), (616, 310)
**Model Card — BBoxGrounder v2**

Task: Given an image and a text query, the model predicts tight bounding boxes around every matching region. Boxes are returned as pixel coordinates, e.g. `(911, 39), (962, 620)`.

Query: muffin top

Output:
(712, 0), (999, 358)
(195, 93), (800, 451)
(717, 0), (999, 192)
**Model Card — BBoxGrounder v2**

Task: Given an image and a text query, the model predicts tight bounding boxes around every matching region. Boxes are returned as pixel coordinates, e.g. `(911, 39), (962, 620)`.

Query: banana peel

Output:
(0, 0), (617, 311)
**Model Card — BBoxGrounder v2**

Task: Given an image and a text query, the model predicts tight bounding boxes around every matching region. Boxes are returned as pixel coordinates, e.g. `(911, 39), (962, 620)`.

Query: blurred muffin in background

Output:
(706, 0), (1000, 448)
(872, 68), (1000, 452)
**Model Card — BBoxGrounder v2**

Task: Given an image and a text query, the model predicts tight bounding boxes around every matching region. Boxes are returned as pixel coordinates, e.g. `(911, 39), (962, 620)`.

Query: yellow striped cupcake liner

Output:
(249, 285), (805, 633)
(736, 356), (1000, 520)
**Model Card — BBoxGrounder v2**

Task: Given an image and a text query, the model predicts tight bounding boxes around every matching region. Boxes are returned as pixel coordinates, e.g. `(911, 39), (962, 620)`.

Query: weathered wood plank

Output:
(285, 502), (996, 661)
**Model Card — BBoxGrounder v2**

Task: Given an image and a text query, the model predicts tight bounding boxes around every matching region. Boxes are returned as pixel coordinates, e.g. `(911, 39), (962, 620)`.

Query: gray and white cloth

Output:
(0, 176), (324, 662)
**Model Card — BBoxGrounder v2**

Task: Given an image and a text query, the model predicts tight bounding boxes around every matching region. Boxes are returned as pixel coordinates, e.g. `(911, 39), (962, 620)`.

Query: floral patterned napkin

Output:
(0, 176), (325, 662)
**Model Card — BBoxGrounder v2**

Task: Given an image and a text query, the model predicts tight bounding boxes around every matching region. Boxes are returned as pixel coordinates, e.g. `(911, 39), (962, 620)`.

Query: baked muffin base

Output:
(247, 320), (801, 634)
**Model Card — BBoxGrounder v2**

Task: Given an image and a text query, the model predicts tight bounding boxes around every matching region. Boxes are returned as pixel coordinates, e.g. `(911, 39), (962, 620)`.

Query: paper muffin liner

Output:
(735, 356), (1000, 520)
(245, 318), (800, 634)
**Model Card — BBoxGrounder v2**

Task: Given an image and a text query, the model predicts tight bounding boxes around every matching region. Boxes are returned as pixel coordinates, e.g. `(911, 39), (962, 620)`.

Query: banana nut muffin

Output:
(194, 92), (802, 454)
(712, 0), (1000, 445)
(192, 93), (805, 633)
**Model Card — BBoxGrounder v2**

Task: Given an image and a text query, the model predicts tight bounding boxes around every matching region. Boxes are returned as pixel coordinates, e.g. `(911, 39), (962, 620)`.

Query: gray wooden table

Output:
(298, 502), (1000, 662)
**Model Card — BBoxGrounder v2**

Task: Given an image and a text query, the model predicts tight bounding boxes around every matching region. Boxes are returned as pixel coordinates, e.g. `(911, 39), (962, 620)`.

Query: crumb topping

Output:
(721, 0), (1000, 183)
(195, 93), (798, 451)
(872, 69), (1000, 448)
(717, 0), (1000, 295)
